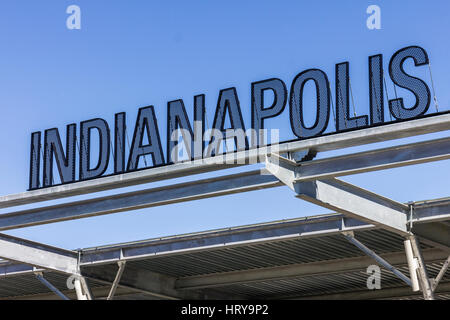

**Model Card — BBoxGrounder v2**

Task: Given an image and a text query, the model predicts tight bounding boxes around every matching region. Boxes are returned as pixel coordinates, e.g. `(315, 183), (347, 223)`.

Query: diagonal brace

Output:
(432, 255), (450, 291)
(342, 232), (411, 286)
(266, 155), (409, 235)
(107, 261), (126, 300)
(35, 272), (70, 300)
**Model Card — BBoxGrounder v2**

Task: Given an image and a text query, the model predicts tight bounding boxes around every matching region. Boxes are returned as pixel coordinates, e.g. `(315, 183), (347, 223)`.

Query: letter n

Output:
(43, 124), (76, 187)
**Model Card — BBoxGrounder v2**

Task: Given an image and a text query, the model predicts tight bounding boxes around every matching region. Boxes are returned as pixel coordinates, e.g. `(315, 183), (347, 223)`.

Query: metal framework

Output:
(0, 113), (449, 299)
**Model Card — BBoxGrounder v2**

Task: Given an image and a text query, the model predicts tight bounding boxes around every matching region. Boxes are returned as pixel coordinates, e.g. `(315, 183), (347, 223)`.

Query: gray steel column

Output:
(404, 239), (420, 292)
(409, 235), (435, 300)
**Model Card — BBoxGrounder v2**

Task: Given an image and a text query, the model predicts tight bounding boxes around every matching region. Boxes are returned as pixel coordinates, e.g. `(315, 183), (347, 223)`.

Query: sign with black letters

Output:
(29, 45), (441, 190)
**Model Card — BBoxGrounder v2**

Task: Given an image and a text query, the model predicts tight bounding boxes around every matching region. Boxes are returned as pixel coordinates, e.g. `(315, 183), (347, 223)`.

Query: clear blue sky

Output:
(0, 0), (449, 249)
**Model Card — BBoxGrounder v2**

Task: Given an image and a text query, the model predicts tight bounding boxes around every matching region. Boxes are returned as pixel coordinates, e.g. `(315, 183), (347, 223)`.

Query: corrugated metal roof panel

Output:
(0, 216), (447, 300)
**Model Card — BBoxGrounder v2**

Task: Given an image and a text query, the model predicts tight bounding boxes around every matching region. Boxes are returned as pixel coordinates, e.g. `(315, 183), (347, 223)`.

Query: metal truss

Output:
(0, 114), (449, 299)
(0, 136), (449, 231)
(1, 113), (449, 208)
(264, 140), (450, 299)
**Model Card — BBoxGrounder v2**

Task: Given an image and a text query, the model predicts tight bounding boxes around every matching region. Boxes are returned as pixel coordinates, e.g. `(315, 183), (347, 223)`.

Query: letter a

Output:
(66, 5), (81, 30)
(366, 265), (381, 290)
(366, 5), (381, 30)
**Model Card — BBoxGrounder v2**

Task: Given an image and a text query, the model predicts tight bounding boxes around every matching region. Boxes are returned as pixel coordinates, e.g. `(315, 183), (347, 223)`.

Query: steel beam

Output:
(81, 265), (237, 300)
(294, 136), (450, 181)
(0, 197), (447, 282)
(0, 198), (447, 274)
(79, 215), (369, 266)
(0, 135), (449, 231)
(0, 170), (281, 231)
(0, 233), (78, 275)
(1, 112), (449, 208)
(175, 248), (447, 290)
(413, 198), (450, 223)
(295, 178), (409, 235)
(0, 215), (370, 274)
(284, 281), (450, 300)
(6, 279), (450, 300)
(0, 285), (138, 300)
(82, 266), (187, 300)
(412, 222), (450, 252)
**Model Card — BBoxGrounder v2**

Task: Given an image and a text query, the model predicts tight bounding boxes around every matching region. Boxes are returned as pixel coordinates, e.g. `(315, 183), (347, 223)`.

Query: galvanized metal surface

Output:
(0, 224), (447, 300)
(0, 272), (104, 299)
(295, 178), (409, 235)
(216, 262), (449, 299)
(109, 229), (412, 278)
(0, 197), (448, 299)
(1, 112), (450, 209)
(1, 135), (449, 232)
(0, 170), (281, 231)
(0, 233), (78, 275)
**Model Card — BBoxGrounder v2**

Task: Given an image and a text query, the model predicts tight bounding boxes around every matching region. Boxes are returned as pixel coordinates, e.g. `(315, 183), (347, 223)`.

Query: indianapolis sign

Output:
(29, 45), (437, 190)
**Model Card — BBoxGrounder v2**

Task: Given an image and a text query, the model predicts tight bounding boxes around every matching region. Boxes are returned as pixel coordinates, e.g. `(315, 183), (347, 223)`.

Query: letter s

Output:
(388, 46), (431, 120)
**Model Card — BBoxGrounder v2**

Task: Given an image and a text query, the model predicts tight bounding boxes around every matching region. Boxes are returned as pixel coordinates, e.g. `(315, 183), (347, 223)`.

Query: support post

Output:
(409, 235), (435, 300)
(80, 276), (93, 300)
(74, 276), (93, 300)
(404, 239), (420, 292)
(74, 278), (87, 300)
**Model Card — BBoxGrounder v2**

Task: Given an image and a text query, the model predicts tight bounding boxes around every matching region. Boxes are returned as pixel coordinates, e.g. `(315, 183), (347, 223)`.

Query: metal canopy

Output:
(0, 113), (449, 299)
(0, 210), (448, 300)
(0, 202), (447, 274)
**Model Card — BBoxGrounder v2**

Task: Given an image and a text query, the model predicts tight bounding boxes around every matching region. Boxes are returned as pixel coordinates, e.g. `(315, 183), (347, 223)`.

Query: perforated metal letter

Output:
(43, 124), (76, 187)
(388, 46), (431, 120)
(127, 106), (165, 171)
(251, 78), (287, 147)
(80, 118), (110, 180)
(290, 69), (330, 138)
